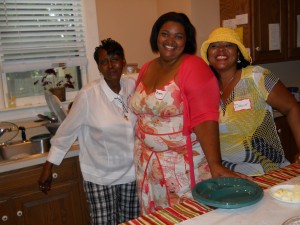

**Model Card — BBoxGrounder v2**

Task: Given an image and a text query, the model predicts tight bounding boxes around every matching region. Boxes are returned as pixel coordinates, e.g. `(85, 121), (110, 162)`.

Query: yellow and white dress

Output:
(219, 66), (290, 176)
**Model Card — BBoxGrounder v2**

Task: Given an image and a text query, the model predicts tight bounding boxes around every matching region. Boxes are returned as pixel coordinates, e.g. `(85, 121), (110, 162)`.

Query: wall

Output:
(95, 0), (194, 69)
(191, 1), (220, 55)
(156, 0), (192, 17)
(95, 0), (222, 66)
(95, 0), (157, 74)
(261, 60), (300, 88)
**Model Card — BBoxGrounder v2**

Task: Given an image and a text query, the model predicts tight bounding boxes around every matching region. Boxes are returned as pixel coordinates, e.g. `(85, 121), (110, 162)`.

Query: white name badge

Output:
(233, 99), (252, 111)
(155, 89), (167, 100)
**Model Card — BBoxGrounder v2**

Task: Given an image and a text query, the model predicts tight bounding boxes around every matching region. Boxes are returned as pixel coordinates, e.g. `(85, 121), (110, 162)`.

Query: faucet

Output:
(18, 126), (27, 141)
(0, 128), (12, 138)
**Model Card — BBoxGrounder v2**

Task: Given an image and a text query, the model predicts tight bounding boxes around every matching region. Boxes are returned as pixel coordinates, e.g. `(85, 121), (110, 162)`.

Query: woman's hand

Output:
(209, 163), (250, 180)
(294, 152), (300, 164)
(38, 161), (53, 194)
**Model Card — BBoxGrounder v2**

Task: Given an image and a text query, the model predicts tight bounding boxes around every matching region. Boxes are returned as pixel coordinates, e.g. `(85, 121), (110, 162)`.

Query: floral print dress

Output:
(129, 79), (211, 215)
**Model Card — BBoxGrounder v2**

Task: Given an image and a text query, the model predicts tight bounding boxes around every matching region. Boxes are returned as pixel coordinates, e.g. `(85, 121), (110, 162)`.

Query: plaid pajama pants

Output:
(83, 180), (140, 225)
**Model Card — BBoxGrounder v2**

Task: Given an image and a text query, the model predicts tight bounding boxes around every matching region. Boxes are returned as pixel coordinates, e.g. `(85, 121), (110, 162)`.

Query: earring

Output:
(237, 57), (241, 63)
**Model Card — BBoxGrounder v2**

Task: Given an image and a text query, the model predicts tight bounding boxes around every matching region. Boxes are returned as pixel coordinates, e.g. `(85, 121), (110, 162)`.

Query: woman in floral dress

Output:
(129, 12), (243, 215)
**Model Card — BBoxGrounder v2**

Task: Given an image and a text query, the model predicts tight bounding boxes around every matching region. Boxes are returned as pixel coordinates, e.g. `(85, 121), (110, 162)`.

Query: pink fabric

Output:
(137, 54), (219, 135)
(178, 55), (219, 188)
(136, 54), (219, 188)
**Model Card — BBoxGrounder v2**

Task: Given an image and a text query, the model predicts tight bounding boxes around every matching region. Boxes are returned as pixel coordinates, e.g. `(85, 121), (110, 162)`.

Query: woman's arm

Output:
(194, 121), (247, 178)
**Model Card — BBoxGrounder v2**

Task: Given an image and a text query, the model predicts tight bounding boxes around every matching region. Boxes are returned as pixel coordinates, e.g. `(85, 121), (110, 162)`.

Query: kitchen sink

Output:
(0, 140), (49, 160)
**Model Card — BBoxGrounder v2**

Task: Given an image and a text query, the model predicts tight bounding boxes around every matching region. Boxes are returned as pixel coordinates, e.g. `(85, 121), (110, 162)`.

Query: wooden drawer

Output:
(0, 157), (79, 197)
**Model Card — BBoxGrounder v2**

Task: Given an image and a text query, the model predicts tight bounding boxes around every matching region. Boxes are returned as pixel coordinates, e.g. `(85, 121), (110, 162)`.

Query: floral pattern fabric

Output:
(129, 80), (211, 215)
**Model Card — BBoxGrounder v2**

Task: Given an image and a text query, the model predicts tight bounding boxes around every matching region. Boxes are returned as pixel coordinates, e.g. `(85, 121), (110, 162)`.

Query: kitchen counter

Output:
(0, 144), (79, 173)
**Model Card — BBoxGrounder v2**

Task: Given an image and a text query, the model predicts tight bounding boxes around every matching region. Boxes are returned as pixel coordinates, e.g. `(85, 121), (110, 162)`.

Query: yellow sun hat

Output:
(200, 27), (252, 65)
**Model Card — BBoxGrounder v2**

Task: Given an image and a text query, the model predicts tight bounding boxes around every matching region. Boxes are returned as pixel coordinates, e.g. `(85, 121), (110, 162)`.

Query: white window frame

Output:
(0, 0), (88, 110)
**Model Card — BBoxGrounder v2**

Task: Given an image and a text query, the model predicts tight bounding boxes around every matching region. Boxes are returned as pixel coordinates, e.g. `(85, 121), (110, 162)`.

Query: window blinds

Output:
(0, 0), (87, 73)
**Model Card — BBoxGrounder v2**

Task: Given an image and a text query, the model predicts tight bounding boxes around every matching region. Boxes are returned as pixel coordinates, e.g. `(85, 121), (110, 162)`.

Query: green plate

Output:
(192, 177), (264, 209)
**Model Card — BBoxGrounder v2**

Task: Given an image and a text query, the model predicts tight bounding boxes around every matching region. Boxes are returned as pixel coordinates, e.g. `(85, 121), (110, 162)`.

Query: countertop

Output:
(0, 144), (79, 173)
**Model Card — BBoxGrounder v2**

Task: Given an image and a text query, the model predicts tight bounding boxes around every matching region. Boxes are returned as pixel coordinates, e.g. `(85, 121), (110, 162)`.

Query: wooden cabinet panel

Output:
(0, 157), (90, 225)
(220, 0), (300, 64)
(288, 0), (300, 59)
(0, 156), (78, 196)
(13, 182), (84, 225)
(0, 200), (13, 225)
(275, 116), (298, 163)
(252, 0), (287, 62)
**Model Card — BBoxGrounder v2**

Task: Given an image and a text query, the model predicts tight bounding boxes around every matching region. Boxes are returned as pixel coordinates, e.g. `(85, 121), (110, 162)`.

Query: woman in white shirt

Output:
(38, 38), (139, 225)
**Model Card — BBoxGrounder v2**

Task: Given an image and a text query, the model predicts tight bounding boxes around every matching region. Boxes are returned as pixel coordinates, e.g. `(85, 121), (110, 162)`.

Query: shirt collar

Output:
(99, 77), (124, 102)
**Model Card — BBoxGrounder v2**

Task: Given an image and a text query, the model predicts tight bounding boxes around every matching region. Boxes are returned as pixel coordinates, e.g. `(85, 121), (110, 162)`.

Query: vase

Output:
(49, 87), (66, 102)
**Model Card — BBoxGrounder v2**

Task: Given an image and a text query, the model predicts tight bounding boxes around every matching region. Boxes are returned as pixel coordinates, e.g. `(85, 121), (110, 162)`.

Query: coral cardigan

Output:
(136, 54), (219, 187)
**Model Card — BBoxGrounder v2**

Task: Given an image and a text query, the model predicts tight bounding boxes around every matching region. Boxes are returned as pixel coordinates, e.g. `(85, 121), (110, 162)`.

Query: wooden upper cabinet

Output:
(219, 0), (300, 64)
(288, 0), (300, 59)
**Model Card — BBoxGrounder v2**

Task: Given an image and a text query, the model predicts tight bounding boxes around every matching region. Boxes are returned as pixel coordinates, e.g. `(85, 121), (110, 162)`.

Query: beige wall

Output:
(95, 0), (219, 66)
(95, 0), (157, 69)
(95, 0), (195, 68)
(95, 0), (300, 88)
(157, 0), (192, 17)
(191, 1), (220, 55)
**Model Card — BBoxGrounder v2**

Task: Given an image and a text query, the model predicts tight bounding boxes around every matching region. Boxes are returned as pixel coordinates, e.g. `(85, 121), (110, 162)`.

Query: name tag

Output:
(155, 89), (166, 100)
(233, 99), (252, 111)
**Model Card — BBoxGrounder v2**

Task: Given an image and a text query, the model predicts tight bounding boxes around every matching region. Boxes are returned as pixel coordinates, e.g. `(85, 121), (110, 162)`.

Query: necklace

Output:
(114, 95), (129, 120)
(219, 74), (235, 96)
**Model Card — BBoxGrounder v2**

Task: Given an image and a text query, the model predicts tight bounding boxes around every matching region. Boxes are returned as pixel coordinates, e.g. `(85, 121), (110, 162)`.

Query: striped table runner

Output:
(120, 164), (300, 225)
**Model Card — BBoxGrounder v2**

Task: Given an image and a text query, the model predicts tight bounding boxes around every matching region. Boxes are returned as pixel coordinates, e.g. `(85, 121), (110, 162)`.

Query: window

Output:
(0, 0), (87, 109)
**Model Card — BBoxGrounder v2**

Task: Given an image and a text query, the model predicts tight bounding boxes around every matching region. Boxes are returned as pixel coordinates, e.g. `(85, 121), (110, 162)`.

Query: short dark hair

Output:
(93, 38), (125, 64)
(150, 12), (196, 54)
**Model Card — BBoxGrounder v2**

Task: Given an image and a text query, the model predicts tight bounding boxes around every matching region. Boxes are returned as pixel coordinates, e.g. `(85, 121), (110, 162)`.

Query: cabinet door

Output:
(288, 0), (300, 59)
(0, 157), (90, 225)
(12, 182), (88, 225)
(252, 0), (287, 63)
(275, 116), (298, 163)
(0, 200), (14, 225)
(219, 0), (252, 49)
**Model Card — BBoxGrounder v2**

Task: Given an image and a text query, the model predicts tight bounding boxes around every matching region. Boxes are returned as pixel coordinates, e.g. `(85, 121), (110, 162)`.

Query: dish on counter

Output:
(44, 90), (67, 122)
(283, 216), (300, 225)
(192, 177), (264, 209)
(270, 184), (300, 203)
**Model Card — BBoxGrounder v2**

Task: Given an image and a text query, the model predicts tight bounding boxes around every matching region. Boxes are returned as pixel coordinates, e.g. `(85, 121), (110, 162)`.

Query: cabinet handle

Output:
(52, 172), (58, 179)
(255, 46), (260, 51)
(17, 211), (23, 217)
(2, 215), (8, 221)
(277, 129), (282, 133)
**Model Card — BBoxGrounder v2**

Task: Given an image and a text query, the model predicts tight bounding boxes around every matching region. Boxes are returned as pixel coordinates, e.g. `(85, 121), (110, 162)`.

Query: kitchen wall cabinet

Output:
(0, 157), (90, 225)
(275, 116), (298, 163)
(219, 0), (300, 64)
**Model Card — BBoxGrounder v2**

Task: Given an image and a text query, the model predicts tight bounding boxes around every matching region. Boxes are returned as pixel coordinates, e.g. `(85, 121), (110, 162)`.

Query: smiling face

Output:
(157, 21), (186, 62)
(97, 49), (125, 83)
(207, 41), (239, 73)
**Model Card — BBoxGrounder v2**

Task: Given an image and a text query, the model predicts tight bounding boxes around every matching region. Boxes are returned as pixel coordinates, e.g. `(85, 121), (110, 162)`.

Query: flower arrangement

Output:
(34, 68), (75, 90)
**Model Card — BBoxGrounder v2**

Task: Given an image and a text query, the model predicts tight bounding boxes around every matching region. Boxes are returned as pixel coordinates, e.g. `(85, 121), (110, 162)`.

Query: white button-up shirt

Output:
(47, 75), (137, 185)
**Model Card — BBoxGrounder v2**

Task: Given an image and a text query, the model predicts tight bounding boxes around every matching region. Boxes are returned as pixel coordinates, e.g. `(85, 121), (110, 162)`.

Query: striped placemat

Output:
(120, 163), (300, 225)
